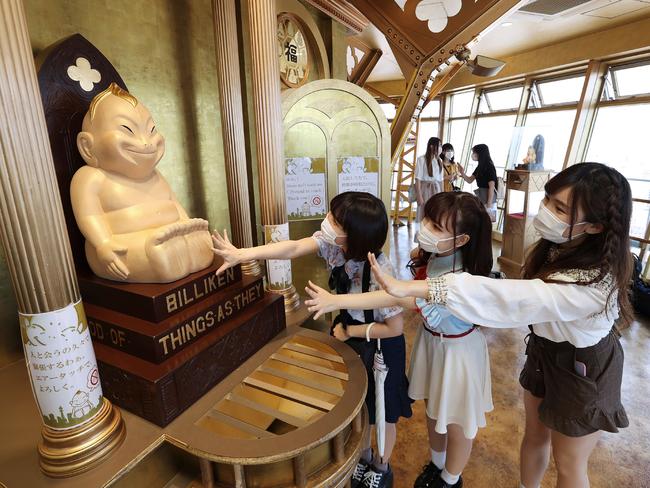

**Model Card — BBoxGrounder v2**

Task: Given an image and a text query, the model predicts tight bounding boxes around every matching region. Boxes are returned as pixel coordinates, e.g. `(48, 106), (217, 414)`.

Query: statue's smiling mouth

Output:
(125, 146), (157, 155)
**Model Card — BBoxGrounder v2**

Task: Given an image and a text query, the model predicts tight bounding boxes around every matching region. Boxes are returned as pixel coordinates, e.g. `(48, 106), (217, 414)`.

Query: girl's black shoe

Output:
(362, 465), (393, 488)
(414, 462), (442, 487)
(351, 457), (371, 488)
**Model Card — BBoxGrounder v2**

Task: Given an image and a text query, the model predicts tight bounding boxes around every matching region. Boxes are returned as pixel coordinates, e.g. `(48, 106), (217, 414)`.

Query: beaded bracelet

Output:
(426, 276), (448, 304)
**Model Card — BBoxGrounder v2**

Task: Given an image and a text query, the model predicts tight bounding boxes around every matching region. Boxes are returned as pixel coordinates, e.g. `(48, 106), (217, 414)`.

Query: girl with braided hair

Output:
(364, 163), (632, 488)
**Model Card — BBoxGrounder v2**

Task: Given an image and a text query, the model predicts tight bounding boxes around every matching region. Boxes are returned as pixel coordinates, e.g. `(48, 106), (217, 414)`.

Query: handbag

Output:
(408, 183), (417, 203)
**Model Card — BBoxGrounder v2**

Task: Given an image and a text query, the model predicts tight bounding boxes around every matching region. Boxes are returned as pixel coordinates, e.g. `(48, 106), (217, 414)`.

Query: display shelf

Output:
(498, 170), (551, 270)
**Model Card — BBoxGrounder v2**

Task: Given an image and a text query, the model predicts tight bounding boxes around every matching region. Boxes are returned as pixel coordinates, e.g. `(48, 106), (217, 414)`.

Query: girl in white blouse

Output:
(365, 163), (631, 488)
(306, 192), (495, 488)
(415, 137), (444, 224)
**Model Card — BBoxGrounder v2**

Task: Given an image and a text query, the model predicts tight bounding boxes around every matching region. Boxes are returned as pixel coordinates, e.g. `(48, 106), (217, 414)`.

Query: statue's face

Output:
(80, 95), (165, 179)
(527, 147), (536, 161)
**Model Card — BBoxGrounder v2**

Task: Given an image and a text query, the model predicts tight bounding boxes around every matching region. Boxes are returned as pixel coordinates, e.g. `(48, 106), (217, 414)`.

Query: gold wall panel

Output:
(0, 0), (230, 368)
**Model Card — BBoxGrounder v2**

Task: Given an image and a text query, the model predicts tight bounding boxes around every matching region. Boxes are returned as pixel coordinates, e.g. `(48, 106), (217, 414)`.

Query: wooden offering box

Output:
(164, 327), (369, 488)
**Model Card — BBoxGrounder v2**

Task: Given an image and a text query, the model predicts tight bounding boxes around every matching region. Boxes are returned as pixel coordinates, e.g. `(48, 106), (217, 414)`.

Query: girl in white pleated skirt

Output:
(306, 191), (495, 488)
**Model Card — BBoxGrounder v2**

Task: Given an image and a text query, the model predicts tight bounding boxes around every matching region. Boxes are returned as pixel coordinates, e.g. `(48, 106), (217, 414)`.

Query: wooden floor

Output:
(374, 223), (650, 488)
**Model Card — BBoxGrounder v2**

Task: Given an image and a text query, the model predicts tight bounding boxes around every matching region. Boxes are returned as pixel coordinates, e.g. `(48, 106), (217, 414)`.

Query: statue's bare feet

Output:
(146, 219), (212, 281)
(183, 220), (213, 271)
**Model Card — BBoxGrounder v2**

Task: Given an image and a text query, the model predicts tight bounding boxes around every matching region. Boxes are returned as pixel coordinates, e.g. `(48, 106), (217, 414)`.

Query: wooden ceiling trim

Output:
(302, 0), (370, 33)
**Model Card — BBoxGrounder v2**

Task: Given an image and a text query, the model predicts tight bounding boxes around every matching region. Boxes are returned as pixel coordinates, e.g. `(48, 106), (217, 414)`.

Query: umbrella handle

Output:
(377, 337), (381, 351)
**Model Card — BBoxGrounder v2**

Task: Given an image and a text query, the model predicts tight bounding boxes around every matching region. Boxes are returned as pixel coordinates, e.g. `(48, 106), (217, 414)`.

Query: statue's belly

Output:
(105, 200), (180, 235)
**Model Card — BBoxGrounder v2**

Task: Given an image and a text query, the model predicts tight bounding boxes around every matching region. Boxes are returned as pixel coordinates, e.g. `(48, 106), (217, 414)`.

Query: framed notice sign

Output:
(285, 157), (327, 221)
(337, 156), (379, 197)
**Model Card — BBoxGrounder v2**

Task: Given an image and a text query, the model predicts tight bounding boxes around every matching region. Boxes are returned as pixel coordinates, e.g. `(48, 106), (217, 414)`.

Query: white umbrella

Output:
(373, 338), (389, 459)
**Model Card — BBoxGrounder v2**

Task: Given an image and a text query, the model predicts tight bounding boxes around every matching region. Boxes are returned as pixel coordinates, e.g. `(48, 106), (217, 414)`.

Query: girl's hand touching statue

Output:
(211, 229), (247, 275)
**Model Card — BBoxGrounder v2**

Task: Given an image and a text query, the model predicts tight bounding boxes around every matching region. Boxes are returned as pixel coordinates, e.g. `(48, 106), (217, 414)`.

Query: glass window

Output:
(416, 120), (440, 156)
(420, 99), (440, 119)
(471, 115), (517, 170)
(479, 86), (523, 114)
(450, 90), (475, 117)
(517, 110), (576, 173)
(530, 74), (584, 107)
(612, 63), (650, 98)
(447, 118), (469, 160)
(586, 103), (650, 239)
(379, 102), (396, 121)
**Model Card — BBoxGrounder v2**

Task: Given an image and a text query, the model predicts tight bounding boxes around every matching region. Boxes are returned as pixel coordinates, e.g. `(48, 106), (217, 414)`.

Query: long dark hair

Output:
(523, 163), (633, 324)
(425, 137), (442, 177)
(330, 192), (388, 261)
(441, 143), (455, 164)
(409, 192), (493, 276)
(472, 143), (495, 170)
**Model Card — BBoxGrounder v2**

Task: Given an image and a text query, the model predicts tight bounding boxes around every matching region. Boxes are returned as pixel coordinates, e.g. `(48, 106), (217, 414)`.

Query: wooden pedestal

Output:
(95, 294), (285, 426)
(79, 261), (242, 322)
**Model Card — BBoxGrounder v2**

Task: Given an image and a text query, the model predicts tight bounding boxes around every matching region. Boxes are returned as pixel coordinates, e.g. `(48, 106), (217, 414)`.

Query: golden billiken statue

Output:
(71, 83), (213, 283)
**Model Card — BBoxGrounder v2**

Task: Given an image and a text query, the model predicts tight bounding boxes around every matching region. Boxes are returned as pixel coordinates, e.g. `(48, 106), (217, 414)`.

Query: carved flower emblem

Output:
(67, 57), (101, 92)
(415, 0), (462, 33)
(393, 0), (462, 33)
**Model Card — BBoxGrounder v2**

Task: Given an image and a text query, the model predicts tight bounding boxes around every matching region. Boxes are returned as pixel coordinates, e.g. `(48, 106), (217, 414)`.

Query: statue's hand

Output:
(211, 229), (247, 275)
(96, 240), (129, 280)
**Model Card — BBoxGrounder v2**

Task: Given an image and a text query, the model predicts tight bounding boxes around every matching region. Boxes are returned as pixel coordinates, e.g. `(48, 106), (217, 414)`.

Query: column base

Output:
(38, 397), (126, 478)
(240, 259), (262, 277)
(267, 284), (301, 313)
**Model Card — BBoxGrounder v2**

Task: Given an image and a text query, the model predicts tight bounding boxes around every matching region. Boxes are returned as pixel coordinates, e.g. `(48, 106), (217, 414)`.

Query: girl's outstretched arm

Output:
(424, 273), (609, 328)
(211, 229), (318, 275)
(304, 281), (414, 319)
(370, 252), (609, 328)
(368, 252), (429, 298)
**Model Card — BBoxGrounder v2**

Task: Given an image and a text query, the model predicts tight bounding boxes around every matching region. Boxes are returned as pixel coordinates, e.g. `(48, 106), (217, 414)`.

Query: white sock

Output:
(440, 468), (460, 485)
(430, 448), (446, 470)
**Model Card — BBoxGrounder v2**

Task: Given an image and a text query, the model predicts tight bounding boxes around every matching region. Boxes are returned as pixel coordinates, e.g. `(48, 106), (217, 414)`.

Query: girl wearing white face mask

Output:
(305, 192), (495, 488)
(364, 163), (632, 488)
(212, 192), (409, 488)
(440, 143), (459, 193)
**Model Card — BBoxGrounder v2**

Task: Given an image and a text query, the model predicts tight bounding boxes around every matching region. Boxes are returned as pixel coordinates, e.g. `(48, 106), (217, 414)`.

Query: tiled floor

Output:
(382, 223), (650, 487)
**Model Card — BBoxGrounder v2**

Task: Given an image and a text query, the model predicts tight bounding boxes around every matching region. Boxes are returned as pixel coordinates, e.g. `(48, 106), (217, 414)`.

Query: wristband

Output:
(366, 322), (376, 342)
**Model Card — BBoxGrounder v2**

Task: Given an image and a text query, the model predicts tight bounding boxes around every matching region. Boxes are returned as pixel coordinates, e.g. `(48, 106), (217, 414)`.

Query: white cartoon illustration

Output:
(286, 157), (313, 175)
(341, 156), (366, 174)
(70, 390), (93, 418)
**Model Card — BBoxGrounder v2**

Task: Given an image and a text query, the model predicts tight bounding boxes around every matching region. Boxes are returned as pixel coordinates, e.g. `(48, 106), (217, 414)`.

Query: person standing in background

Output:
(440, 143), (459, 192)
(415, 137), (443, 229)
(457, 144), (497, 219)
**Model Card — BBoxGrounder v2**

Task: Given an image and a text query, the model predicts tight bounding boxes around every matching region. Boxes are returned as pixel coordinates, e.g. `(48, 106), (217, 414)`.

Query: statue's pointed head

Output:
(77, 83), (165, 179)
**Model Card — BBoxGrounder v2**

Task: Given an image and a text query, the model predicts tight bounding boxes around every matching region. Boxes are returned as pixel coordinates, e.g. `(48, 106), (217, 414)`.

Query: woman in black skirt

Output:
(212, 192), (410, 488)
(368, 163), (631, 488)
